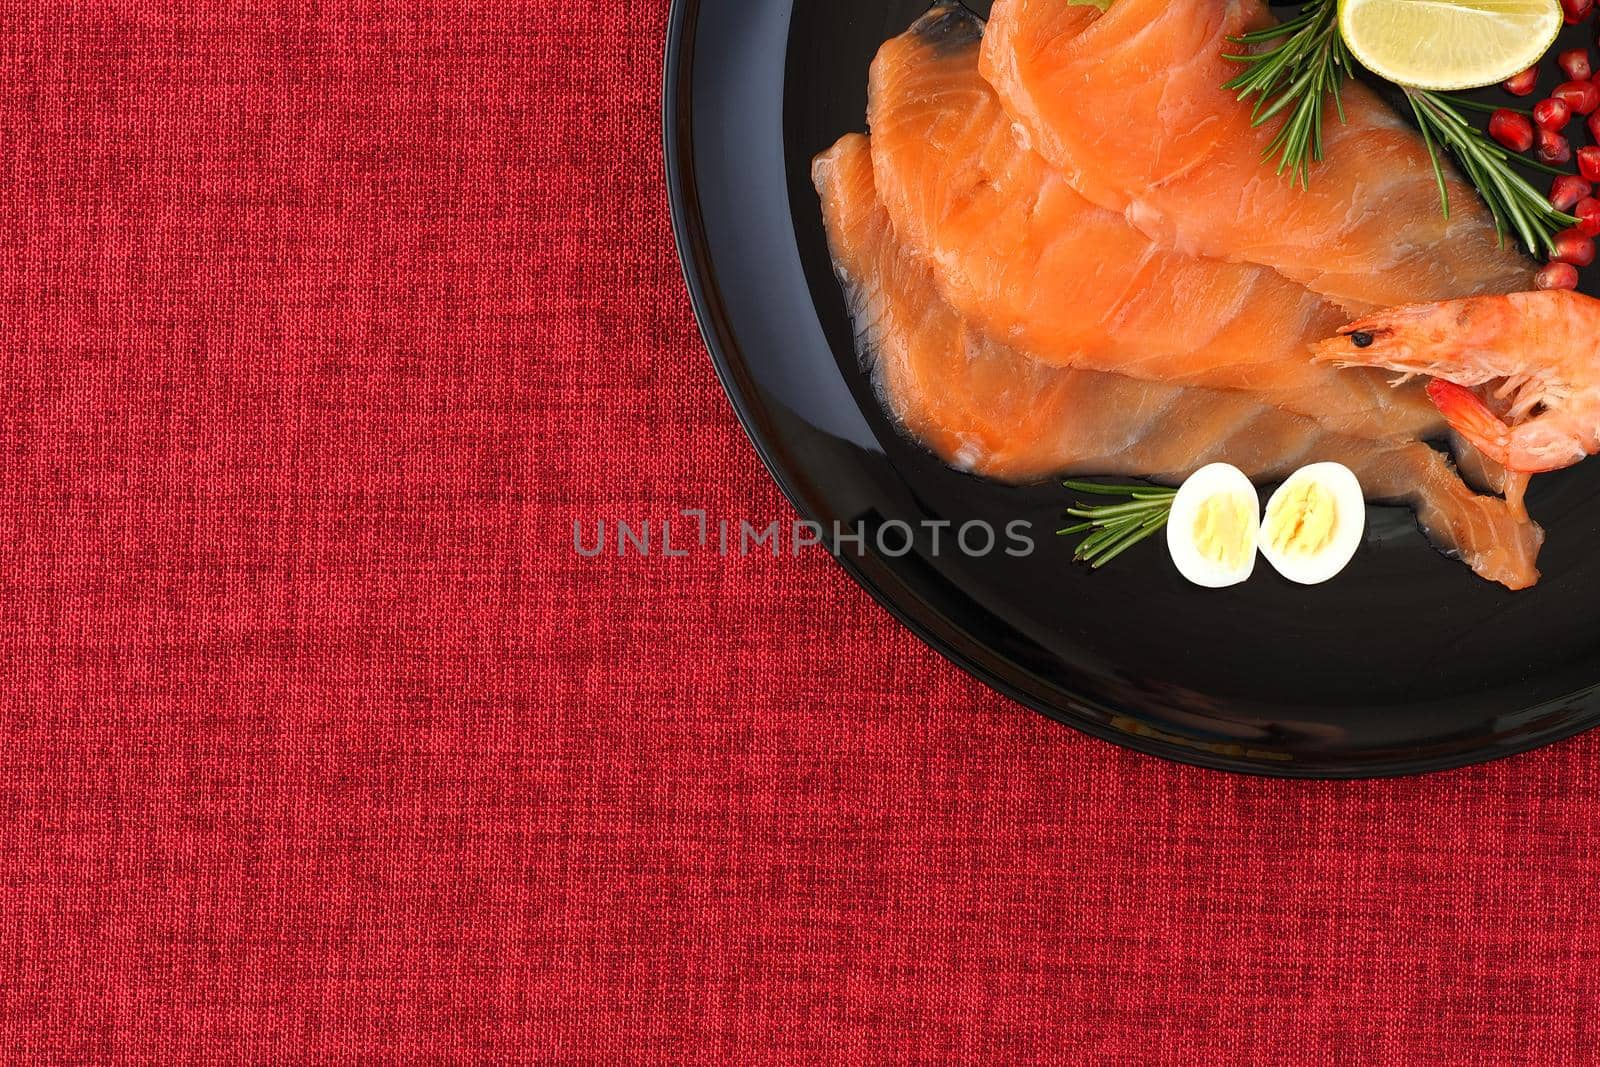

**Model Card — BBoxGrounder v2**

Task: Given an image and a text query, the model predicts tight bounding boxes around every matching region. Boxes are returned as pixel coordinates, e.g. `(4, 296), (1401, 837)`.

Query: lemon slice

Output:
(1339, 0), (1562, 90)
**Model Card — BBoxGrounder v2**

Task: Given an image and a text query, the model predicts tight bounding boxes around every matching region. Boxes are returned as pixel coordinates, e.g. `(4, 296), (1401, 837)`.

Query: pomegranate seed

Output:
(1562, 48), (1594, 80)
(1553, 80), (1600, 115)
(1575, 197), (1600, 236)
(1537, 261), (1581, 290)
(1562, 0), (1593, 24)
(1490, 109), (1536, 151)
(1581, 146), (1600, 182)
(1538, 128), (1574, 165)
(1504, 66), (1541, 96)
(1577, 196), (1600, 231)
(1536, 97), (1573, 131)
(1588, 110), (1600, 141)
(1552, 174), (1592, 210)
(1552, 228), (1596, 265)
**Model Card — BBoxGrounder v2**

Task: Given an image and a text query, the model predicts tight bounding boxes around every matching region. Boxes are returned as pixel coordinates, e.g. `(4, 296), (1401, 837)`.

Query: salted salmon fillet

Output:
(813, 133), (1543, 587)
(867, 4), (1443, 442)
(982, 0), (1535, 313)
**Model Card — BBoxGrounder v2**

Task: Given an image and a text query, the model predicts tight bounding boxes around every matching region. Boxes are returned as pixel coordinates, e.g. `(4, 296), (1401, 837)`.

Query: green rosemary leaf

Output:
(1229, 14), (1315, 46)
(1408, 91), (1452, 221)
(1065, 499), (1165, 520)
(1061, 480), (1176, 498)
(1447, 96), (1531, 119)
(1510, 155), (1575, 179)
(1075, 526), (1125, 558)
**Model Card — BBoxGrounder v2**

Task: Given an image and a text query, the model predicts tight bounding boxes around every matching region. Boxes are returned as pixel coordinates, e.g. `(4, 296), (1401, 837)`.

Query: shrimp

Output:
(1311, 290), (1600, 475)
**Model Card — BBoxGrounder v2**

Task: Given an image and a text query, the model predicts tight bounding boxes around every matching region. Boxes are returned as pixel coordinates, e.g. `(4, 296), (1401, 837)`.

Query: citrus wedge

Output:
(1339, 0), (1562, 90)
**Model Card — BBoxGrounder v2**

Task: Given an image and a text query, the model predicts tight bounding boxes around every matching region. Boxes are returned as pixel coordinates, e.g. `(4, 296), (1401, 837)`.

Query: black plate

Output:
(663, 0), (1600, 776)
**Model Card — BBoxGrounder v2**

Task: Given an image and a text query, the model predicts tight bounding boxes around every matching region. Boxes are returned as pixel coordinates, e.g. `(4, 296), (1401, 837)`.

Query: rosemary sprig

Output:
(1057, 481), (1177, 568)
(1444, 96), (1531, 119)
(1221, 0), (1352, 187)
(1404, 88), (1578, 256)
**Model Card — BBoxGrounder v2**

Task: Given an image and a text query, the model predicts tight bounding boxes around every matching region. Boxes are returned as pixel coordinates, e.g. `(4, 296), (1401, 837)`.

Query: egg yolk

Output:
(1265, 481), (1337, 556)
(1192, 493), (1253, 569)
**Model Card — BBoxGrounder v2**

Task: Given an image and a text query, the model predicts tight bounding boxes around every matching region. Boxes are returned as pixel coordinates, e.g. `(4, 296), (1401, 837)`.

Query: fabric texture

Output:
(2, 1), (1598, 1062)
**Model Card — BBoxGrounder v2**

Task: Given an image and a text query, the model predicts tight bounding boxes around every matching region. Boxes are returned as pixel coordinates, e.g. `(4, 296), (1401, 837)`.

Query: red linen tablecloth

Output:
(3, 2), (1598, 1062)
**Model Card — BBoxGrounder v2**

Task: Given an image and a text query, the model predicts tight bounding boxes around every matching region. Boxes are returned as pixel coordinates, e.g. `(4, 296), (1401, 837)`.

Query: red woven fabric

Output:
(3, 1), (1599, 1062)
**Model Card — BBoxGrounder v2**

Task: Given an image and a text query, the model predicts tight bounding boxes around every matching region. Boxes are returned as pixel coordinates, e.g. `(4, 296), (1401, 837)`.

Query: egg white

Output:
(1166, 463), (1260, 588)
(1258, 462), (1366, 585)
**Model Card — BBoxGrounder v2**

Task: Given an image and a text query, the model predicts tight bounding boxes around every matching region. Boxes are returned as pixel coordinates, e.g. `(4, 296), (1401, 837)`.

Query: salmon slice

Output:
(814, 132), (1543, 588)
(867, 4), (1442, 443)
(982, 0), (1535, 313)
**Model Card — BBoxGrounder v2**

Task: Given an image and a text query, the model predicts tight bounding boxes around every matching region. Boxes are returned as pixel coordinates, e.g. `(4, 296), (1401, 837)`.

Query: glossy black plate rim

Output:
(660, 0), (1600, 778)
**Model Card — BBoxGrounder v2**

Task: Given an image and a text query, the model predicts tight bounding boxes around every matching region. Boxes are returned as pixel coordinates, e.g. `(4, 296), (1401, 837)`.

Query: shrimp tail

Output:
(1429, 379), (1589, 474)
(1427, 380), (1511, 468)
